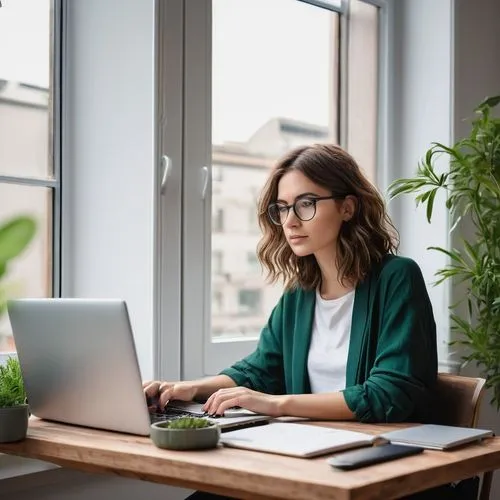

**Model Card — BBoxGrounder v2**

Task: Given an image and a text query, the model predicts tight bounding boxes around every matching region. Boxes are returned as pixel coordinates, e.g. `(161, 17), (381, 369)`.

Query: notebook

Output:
(220, 422), (384, 458)
(380, 424), (494, 450)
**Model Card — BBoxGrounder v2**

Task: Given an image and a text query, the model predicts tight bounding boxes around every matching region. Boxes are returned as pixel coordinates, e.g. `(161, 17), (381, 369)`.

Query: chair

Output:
(430, 373), (492, 500)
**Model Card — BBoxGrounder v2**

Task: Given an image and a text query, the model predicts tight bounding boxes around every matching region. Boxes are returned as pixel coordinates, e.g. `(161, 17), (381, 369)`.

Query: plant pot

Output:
(0, 404), (29, 443)
(150, 421), (220, 450)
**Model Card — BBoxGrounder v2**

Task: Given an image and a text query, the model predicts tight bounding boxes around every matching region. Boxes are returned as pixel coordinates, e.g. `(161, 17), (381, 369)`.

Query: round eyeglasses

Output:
(267, 196), (341, 226)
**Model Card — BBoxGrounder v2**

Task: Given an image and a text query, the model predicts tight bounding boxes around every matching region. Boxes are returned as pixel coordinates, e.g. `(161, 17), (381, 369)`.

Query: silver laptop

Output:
(7, 298), (270, 436)
(380, 424), (494, 450)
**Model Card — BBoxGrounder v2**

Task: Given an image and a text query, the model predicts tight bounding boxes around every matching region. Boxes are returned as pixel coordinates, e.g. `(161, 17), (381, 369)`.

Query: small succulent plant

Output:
(164, 417), (214, 429)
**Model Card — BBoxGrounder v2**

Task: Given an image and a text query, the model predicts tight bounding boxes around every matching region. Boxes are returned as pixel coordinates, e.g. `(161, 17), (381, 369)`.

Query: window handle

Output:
(160, 155), (171, 195)
(201, 166), (210, 200)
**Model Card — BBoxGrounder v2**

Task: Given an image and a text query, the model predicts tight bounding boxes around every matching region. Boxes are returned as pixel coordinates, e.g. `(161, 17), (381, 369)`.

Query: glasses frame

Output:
(267, 195), (343, 226)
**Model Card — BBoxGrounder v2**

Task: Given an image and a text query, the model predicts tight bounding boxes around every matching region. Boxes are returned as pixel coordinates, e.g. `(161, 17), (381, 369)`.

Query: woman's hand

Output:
(143, 380), (197, 409)
(202, 387), (285, 417)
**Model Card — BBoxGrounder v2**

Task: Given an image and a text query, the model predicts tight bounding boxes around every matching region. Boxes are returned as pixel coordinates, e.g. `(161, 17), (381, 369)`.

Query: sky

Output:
(0, 0), (50, 88)
(212, 0), (334, 143)
(0, 0), (334, 144)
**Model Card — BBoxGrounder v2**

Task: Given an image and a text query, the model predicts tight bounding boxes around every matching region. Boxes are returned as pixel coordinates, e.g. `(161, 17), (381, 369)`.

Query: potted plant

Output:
(389, 95), (500, 409)
(0, 356), (29, 442)
(150, 416), (220, 450)
(0, 215), (36, 441)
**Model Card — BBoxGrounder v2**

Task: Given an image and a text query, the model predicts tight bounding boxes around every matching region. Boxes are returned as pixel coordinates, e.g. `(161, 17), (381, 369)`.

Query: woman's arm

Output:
(202, 385), (355, 419)
(192, 374), (237, 400)
(341, 258), (438, 423)
(279, 392), (355, 420)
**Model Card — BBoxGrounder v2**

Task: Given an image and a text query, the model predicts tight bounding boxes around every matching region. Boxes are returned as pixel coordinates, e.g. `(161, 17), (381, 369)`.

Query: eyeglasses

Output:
(267, 196), (341, 226)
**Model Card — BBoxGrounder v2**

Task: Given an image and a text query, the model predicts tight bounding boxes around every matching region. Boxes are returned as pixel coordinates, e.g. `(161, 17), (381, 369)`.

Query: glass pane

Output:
(0, 0), (52, 177)
(0, 184), (52, 352)
(211, 0), (339, 340)
(347, 0), (379, 183)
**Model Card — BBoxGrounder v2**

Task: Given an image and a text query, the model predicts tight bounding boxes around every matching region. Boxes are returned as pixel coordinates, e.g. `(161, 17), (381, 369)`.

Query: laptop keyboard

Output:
(149, 405), (244, 424)
(149, 408), (207, 424)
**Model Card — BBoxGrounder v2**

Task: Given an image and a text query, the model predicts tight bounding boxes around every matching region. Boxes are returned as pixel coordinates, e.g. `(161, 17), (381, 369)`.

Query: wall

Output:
(389, 0), (453, 366)
(61, 0), (155, 379)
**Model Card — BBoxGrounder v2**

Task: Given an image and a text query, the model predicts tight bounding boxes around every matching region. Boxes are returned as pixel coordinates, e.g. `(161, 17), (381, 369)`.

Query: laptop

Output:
(380, 424), (494, 450)
(7, 298), (271, 436)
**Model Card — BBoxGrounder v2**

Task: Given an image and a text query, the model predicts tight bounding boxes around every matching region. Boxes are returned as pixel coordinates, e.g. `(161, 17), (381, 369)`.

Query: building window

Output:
(238, 289), (262, 315)
(212, 208), (224, 232)
(212, 250), (223, 275)
(212, 290), (224, 315)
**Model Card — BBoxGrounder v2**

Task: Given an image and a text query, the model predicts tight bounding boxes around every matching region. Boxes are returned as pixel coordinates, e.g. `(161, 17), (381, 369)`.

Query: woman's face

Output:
(275, 170), (353, 259)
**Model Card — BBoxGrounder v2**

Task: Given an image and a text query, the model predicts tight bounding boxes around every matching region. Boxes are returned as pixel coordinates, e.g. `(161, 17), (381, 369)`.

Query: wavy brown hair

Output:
(257, 144), (399, 290)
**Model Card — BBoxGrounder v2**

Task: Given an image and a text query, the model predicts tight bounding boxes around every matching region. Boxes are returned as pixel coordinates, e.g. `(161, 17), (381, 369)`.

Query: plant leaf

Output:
(426, 189), (437, 223)
(0, 216), (37, 264)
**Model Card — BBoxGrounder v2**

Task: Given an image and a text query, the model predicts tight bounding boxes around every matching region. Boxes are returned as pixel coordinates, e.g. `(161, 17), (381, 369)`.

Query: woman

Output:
(145, 144), (442, 499)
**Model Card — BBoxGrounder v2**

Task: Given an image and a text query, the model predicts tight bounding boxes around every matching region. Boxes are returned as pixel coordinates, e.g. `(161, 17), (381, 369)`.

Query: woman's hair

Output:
(257, 143), (399, 290)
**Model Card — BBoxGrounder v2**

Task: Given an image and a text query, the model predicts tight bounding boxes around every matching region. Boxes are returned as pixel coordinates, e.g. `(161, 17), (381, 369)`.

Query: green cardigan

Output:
(220, 255), (437, 423)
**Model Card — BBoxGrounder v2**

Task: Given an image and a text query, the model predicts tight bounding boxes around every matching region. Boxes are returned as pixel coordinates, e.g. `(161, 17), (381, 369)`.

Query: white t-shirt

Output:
(307, 288), (355, 393)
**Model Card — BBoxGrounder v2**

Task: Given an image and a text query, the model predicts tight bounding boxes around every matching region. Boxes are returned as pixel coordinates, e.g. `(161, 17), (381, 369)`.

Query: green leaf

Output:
(0, 217), (37, 264)
(426, 189), (437, 223)
(475, 95), (500, 113)
(427, 246), (468, 267)
(462, 240), (479, 263)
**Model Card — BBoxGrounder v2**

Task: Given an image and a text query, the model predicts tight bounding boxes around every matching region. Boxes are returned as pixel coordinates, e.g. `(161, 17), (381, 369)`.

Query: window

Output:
(0, 0), (60, 353)
(158, 0), (383, 377)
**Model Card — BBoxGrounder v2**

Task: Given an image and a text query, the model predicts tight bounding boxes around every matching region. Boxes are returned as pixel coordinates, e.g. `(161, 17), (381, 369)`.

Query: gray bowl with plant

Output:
(0, 357), (29, 443)
(150, 417), (220, 450)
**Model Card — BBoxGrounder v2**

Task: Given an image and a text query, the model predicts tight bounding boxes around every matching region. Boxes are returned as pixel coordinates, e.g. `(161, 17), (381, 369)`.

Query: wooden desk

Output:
(0, 419), (499, 500)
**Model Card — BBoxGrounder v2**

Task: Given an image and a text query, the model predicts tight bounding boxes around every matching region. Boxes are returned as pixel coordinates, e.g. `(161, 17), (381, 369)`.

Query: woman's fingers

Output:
(215, 396), (244, 416)
(159, 385), (175, 408)
(203, 387), (247, 415)
(143, 381), (161, 397)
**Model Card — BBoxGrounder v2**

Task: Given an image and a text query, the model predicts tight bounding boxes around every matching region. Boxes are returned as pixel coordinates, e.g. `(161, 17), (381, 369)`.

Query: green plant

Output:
(162, 417), (214, 429)
(0, 357), (27, 408)
(389, 95), (500, 409)
(0, 215), (37, 319)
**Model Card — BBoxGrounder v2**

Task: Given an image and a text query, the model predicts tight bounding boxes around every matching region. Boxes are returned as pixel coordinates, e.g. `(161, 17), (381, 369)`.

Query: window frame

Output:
(156, 0), (389, 379)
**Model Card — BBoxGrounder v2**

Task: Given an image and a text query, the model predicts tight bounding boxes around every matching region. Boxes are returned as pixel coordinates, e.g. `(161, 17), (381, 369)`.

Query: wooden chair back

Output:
(431, 373), (492, 499)
(430, 372), (486, 428)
